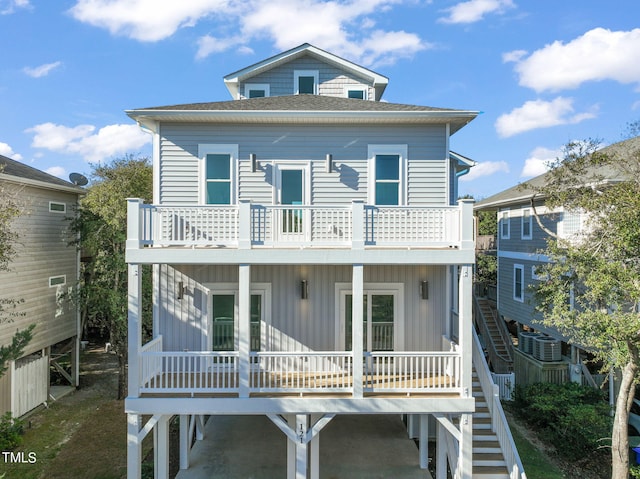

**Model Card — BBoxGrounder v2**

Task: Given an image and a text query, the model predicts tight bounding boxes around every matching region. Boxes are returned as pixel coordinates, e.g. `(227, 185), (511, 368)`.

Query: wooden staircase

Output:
(472, 369), (510, 479)
(475, 296), (513, 373)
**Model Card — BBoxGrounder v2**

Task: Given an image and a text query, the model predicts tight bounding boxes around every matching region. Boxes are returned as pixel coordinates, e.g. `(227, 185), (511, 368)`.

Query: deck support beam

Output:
(127, 414), (142, 479)
(352, 263), (364, 398)
(154, 415), (170, 479)
(419, 414), (429, 469)
(436, 420), (447, 479)
(459, 413), (473, 479)
(239, 264), (251, 397)
(179, 414), (189, 470)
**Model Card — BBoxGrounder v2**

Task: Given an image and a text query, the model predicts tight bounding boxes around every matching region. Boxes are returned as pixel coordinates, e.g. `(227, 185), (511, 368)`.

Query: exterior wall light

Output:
(420, 281), (429, 300)
(301, 280), (309, 300)
(177, 281), (185, 300)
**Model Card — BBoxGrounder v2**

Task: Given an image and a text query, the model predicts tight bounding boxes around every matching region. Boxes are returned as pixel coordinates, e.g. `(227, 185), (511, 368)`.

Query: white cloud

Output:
(438, 0), (515, 24)
(45, 166), (66, 178)
(502, 49), (526, 63)
(23, 61), (62, 78)
(461, 160), (509, 182)
(26, 123), (151, 163)
(520, 146), (561, 178)
(1, 0), (31, 15)
(0, 141), (23, 160)
(512, 28), (640, 92)
(69, 0), (429, 67)
(495, 97), (597, 137)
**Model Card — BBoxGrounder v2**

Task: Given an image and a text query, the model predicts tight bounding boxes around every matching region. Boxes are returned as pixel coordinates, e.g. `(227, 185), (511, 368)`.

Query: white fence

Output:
(491, 372), (515, 401)
(11, 355), (48, 417)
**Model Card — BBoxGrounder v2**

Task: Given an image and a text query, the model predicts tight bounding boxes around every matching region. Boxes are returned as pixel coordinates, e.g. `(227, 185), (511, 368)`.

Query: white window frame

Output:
(531, 265), (548, 281)
(367, 145), (408, 206)
(198, 144), (238, 205)
(513, 264), (524, 302)
(294, 70), (319, 95)
(500, 209), (510, 240)
(244, 83), (270, 98)
(345, 86), (368, 100)
(49, 275), (66, 287)
(521, 207), (532, 240)
(49, 201), (66, 213)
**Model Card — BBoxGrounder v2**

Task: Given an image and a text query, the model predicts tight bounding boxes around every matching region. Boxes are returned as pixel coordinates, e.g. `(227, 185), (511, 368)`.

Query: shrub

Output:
(0, 412), (24, 451)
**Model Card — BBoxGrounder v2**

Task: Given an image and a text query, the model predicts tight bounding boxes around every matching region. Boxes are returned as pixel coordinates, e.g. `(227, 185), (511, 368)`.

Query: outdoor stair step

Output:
(473, 434), (500, 442)
(473, 465), (509, 478)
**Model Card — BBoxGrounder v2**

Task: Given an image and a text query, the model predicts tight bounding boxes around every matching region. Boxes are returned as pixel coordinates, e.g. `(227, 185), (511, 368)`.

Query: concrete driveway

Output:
(176, 414), (432, 479)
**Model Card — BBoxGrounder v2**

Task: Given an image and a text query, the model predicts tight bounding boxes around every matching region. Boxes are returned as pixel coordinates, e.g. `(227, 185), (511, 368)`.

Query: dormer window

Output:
(346, 87), (367, 100)
(294, 70), (318, 94)
(245, 83), (270, 99)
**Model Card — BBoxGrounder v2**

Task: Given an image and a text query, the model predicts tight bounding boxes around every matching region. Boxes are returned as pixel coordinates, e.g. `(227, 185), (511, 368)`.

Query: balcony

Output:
(138, 336), (462, 397)
(127, 199), (475, 253)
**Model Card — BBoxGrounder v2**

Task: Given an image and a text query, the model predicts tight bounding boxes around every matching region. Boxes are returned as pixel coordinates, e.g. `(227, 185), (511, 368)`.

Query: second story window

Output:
(500, 210), (510, 239)
(522, 208), (532, 239)
(513, 264), (524, 302)
(245, 83), (270, 98)
(368, 145), (407, 206)
(294, 70), (318, 94)
(199, 144), (237, 205)
(346, 87), (367, 100)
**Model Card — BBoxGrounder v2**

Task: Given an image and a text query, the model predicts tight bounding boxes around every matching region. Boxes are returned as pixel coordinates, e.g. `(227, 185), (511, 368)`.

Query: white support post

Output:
(179, 415), (189, 470)
(154, 415), (170, 479)
(126, 198), (143, 250)
(457, 198), (475, 251)
(128, 264), (142, 398)
(459, 413), (473, 479)
(351, 200), (364, 250)
(352, 264), (364, 398)
(127, 414), (142, 479)
(459, 264), (473, 397)
(295, 415), (309, 479)
(195, 415), (205, 441)
(238, 200), (252, 249)
(310, 414), (320, 479)
(287, 415), (296, 479)
(436, 421), (447, 479)
(239, 264), (251, 397)
(419, 414), (429, 469)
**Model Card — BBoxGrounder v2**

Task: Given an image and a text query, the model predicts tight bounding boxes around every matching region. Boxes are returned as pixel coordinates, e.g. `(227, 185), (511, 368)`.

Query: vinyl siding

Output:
(158, 123), (448, 206)
(239, 55), (373, 99)
(497, 203), (558, 254)
(0, 184), (79, 355)
(156, 264), (448, 353)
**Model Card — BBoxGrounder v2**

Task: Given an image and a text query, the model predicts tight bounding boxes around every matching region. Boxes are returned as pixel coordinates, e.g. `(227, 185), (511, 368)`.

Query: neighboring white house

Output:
(124, 43), (495, 479)
(0, 155), (84, 417)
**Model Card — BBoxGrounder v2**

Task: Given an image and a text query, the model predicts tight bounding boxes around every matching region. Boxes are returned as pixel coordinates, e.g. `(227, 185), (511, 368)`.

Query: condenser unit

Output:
(518, 332), (541, 355)
(533, 336), (561, 362)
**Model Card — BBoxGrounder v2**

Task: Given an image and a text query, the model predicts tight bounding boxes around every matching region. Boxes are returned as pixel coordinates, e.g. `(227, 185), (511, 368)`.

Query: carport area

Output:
(176, 414), (432, 479)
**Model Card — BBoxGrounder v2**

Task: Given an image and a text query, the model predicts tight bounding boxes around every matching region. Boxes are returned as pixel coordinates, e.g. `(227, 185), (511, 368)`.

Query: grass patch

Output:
(508, 414), (566, 479)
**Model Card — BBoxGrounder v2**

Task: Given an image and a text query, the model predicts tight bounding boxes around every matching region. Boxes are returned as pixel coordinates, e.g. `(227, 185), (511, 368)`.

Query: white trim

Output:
(334, 282), (404, 351)
(367, 145), (408, 206)
(198, 144), (238, 205)
(521, 207), (532, 240)
(244, 83), (270, 99)
(499, 209), (510, 240)
(272, 161), (311, 205)
(497, 250), (551, 262)
(513, 264), (524, 303)
(344, 86), (368, 100)
(49, 275), (66, 287)
(48, 201), (66, 213)
(202, 282), (272, 351)
(294, 70), (319, 95)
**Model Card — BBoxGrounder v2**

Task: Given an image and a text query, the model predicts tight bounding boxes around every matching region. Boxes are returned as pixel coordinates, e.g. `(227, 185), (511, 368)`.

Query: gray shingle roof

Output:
(0, 155), (84, 192)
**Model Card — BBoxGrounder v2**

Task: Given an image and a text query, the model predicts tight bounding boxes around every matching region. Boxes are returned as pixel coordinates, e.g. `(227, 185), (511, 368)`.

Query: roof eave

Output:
(0, 173), (85, 195)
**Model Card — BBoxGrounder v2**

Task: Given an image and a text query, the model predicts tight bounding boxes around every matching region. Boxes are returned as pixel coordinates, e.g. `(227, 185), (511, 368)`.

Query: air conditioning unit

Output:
(519, 332), (541, 355)
(533, 336), (561, 362)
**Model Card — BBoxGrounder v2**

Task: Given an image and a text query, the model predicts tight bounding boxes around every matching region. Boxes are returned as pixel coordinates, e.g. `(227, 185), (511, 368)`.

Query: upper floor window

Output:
(49, 201), (66, 213)
(346, 87), (367, 100)
(500, 210), (510, 239)
(513, 264), (524, 302)
(521, 208), (532, 240)
(199, 144), (238, 205)
(294, 70), (318, 94)
(245, 83), (270, 98)
(368, 145), (407, 206)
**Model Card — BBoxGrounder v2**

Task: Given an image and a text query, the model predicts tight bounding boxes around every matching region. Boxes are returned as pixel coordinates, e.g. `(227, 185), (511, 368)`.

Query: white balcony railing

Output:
(138, 338), (463, 396)
(128, 199), (474, 250)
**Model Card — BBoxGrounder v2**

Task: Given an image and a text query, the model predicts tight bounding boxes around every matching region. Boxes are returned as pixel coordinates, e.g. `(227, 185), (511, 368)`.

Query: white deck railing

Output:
(138, 345), (463, 395)
(128, 199), (473, 250)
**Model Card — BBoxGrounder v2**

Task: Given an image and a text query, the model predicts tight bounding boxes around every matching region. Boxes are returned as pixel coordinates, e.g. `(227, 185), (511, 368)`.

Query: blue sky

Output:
(1, 0), (639, 199)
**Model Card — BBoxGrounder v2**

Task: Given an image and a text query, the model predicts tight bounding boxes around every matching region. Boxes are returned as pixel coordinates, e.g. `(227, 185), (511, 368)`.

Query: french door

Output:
(274, 163), (309, 242)
(210, 292), (263, 352)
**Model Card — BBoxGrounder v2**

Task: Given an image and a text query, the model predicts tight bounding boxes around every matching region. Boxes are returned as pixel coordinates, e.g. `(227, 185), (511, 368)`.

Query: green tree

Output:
(530, 134), (640, 479)
(75, 156), (153, 399)
(0, 165), (33, 378)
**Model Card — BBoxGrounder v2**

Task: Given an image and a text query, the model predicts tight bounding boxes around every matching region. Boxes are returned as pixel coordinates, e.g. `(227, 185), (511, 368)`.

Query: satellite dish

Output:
(69, 172), (88, 186)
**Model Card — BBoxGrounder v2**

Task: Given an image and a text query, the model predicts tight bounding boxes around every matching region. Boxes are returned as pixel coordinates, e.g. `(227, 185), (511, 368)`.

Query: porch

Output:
(139, 336), (462, 397)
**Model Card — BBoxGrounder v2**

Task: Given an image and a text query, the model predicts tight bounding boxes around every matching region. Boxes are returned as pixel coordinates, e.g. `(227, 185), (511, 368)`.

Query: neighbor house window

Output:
(245, 83), (270, 98)
(521, 208), (532, 239)
(500, 210), (510, 239)
(49, 275), (66, 287)
(294, 70), (319, 94)
(49, 201), (66, 213)
(199, 144), (238, 205)
(368, 145), (407, 206)
(346, 87), (367, 100)
(513, 264), (524, 302)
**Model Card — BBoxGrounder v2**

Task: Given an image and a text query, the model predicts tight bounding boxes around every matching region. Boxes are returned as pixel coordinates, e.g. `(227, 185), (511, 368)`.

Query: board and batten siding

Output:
(155, 264), (448, 353)
(158, 123), (448, 206)
(239, 56), (373, 99)
(0, 184), (79, 356)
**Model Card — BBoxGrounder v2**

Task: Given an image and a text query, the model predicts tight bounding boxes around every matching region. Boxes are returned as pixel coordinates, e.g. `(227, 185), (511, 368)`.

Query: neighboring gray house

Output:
(0, 155), (84, 417)
(124, 44), (523, 479)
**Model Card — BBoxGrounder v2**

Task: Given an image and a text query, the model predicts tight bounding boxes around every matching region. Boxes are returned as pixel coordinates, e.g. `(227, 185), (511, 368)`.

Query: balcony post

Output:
(458, 198), (475, 250)
(239, 200), (252, 249)
(238, 264), (251, 397)
(128, 263), (142, 398)
(459, 264), (473, 397)
(352, 264), (364, 398)
(126, 198), (143, 250)
(351, 200), (364, 250)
